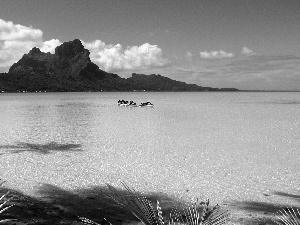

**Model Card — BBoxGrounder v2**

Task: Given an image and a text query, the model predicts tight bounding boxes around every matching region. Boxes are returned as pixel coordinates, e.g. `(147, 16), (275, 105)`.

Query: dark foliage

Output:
(0, 184), (180, 225)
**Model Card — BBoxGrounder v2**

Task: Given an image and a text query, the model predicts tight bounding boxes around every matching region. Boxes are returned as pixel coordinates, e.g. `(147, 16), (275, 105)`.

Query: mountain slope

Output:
(0, 39), (238, 92)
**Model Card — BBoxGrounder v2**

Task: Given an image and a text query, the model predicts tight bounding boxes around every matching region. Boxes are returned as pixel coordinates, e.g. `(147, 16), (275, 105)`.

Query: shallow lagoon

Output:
(0, 92), (300, 207)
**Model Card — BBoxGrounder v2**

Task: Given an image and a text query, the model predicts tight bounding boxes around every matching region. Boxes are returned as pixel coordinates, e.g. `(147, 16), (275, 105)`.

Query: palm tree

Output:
(80, 183), (230, 225)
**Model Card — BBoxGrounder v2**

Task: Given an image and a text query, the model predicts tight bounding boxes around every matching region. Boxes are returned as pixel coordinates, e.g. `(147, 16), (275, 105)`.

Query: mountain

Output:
(0, 39), (238, 92)
(126, 73), (238, 91)
(1, 39), (124, 92)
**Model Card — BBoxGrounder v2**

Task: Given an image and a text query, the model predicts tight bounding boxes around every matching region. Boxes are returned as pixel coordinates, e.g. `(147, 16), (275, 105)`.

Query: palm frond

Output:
(273, 208), (300, 225)
(169, 204), (183, 225)
(79, 216), (112, 225)
(0, 180), (15, 223)
(157, 200), (165, 225)
(79, 216), (102, 225)
(169, 199), (229, 225)
(0, 200), (13, 214)
(0, 180), (5, 187)
(101, 183), (230, 225)
(103, 183), (164, 225)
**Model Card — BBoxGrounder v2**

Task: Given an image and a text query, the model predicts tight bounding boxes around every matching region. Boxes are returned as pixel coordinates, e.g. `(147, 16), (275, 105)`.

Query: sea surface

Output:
(0, 92), (300, 206)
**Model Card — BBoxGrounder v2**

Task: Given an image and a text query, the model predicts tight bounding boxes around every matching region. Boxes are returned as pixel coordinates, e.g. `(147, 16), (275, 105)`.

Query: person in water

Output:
(118, 100), (128, 105)
(140, 102), (148, 106)
(140, 102), (153, 106)
(129, 101), (137, 106)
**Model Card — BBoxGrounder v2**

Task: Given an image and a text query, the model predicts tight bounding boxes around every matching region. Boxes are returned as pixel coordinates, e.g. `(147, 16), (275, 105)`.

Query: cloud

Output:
(81, 39), (110, 63)
(167, 53), (300, 90)
(0, 19), (43, 41)
(0, 18), (44, 70)
(0, 18), (169, 73)
(215, 54), (300, 89)
(241, 47), (257, 56)
(228, 54), (300, 72)
(40, 39), (62, 53)
(241, 47), (253, 55)
(83, 40), (169, 72)
(200, 50), (234, 59)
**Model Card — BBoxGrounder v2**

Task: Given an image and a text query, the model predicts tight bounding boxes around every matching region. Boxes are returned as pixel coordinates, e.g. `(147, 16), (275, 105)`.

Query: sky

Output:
(0, 0), (299, 90)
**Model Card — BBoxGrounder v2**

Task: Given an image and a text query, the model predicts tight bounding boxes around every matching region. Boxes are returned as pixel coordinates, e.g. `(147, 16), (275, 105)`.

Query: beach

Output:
(1, 92), (300, 224)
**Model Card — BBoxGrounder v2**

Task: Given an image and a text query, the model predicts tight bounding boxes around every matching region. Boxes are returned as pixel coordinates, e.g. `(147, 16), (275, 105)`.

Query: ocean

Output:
(0, 92), (300, 206)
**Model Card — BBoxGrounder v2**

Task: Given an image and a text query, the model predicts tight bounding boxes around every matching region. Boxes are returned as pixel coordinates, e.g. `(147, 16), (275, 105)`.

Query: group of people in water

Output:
(117, 100), (154, 107)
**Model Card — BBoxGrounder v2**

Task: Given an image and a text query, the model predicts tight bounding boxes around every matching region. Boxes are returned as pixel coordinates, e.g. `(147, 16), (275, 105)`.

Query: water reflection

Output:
(0, 141), (82, 154)
(54, 101), (96, 143)
(5, 96), (97, 144)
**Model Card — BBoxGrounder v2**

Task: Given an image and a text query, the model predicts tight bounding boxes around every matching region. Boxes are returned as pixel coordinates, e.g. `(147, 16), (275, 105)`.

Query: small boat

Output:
(139, 102), (154, 107)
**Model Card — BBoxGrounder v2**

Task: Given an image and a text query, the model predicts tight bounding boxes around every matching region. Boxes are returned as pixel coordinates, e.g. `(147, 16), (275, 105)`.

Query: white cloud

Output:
(0, 19), (43, 41)
(40, 39), (62, 53)
(242, 47), (254, 55)
(83, 40), (169, 72)
(241, 47), (257, 56)
(241, 47), (252, 54)
(81, 39), (110, 63)
(200, 50), (234, 59)
(0, 18), (169, 73)
(0, 18), (44, 70)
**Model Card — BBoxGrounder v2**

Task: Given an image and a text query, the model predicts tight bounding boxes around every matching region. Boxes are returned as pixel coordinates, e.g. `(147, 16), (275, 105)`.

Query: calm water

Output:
(1, 92), (300, 205)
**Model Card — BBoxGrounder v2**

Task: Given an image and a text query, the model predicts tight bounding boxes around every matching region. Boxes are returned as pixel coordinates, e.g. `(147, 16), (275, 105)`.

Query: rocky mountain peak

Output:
(55, 39), (87, 60)
(2, 39), (239, 92)
(8, 39), (108, 80)
(29, 47), (42, 55)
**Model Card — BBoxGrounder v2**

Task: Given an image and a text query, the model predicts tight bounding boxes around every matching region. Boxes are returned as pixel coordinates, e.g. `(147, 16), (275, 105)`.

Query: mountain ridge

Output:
(0, 39), (239, 92)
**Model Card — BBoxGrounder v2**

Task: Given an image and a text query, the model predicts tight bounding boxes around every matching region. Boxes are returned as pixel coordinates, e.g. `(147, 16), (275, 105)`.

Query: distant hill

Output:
(0, 39), (239, 92)
(126, 73), (238, 91)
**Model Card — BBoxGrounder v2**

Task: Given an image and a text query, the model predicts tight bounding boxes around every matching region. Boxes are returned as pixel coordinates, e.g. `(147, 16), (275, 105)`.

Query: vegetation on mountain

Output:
(0, 39), (239, 92)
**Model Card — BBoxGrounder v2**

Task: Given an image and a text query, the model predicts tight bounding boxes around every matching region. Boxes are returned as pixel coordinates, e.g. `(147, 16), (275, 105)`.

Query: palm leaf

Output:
(0, 180), (5, 187)
(0, 200), (13, 214)
(103, 182), (164, 225)
(79, 216), (113, 225)
(0, 180), (15, 223)
(157, 200), (165, 225)
(169, 199), (229, 225)
(79, 217), (102, 225)
(84, 183), (229, 225)
(273, 208), (300, 225)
